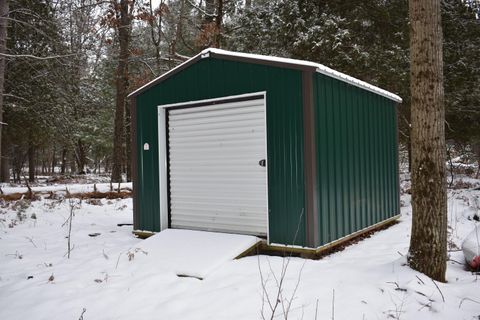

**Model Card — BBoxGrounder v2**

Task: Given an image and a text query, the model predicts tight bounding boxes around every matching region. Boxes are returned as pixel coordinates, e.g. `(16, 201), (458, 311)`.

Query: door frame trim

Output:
(157, 91), (269, 242)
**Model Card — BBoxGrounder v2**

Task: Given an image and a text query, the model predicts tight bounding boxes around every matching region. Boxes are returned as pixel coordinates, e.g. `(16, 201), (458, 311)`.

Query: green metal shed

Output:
(128, 48), (402, 249)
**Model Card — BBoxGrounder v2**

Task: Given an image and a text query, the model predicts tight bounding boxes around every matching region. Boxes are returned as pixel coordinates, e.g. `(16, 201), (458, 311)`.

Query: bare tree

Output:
(408, 0), (447, 282)
(111, 0), (136, 183)
(0, 0), (8, 180)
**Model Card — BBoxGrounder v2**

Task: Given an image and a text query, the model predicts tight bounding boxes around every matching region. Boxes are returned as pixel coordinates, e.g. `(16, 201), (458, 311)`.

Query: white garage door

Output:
(167, 97), (268, 236)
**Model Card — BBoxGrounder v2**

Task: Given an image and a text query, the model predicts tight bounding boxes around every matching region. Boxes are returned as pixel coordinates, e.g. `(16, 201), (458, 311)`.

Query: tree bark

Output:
(111, 0), (133, 183)
(0, 135), (9, 182)
(76, 139), (87, 173)
(69, 149), (76, 174)
(41, 148), (46, 174)
(204, 0), (214, 23)
(408, 0), (447, 282)
(51, 144), (56, 174)
(149, 0), (163, 70)
(125, 97), (131, 181)
(473, 142), (480, 178)
(171, 0), (185, 59)
(0, 0), (8, 176)
(214, 0), (223, 48)
(61, 147), (67, 174)
(28, 145), (35, 182)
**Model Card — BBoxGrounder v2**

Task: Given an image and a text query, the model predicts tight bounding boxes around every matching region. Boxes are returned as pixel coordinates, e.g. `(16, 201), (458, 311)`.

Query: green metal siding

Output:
(135, 58), (307, 246)
(314, 73), (399, 246)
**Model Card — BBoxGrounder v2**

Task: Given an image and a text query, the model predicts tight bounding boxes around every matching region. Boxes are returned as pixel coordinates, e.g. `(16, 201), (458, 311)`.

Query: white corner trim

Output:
(157, 107), (169, 231)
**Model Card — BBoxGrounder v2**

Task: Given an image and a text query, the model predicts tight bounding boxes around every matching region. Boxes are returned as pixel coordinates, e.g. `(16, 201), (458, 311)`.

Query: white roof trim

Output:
(129, 48), (402, 103)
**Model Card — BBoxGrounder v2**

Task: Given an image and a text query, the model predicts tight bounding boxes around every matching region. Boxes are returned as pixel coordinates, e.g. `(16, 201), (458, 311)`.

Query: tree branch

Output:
(0, 52), (77, 60)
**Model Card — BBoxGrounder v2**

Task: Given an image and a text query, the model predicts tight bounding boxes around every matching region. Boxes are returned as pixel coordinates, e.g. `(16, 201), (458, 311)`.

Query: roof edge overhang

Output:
(128, 48), (402, 103)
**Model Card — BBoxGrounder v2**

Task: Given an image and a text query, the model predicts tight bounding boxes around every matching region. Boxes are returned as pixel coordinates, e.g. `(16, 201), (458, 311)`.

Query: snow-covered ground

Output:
(2, 181), (132, 195)
(0, 184), (479, 320)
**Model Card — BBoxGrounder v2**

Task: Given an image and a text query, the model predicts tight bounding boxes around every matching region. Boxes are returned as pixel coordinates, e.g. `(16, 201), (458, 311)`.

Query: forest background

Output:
(1, 0), (479, 183)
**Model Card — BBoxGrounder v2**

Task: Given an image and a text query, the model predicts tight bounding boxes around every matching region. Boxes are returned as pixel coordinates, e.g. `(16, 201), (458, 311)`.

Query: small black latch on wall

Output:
(258, 159), (266, 167)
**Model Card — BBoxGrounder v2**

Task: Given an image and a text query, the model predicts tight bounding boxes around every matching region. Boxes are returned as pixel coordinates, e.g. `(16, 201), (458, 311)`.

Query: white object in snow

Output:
(135, 229), (260, 279)
(462, 225), (480, 269)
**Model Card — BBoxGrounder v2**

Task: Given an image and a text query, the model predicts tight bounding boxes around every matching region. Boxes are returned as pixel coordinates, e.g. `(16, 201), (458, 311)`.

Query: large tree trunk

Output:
(408, 0), (447, 282)
(111, 0), (132, 183)
(0, 1), (8, 175)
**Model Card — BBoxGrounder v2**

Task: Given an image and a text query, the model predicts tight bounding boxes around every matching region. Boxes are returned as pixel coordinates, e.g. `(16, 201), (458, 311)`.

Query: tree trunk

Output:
(13, 147), (24, 183)
(407, 135), (412, 173)
(473, 142), (480, 179)
(408, 0), (447, 282)
(0, 135), (9, 182)
(61, 147), (67, 174)
(28, 145), (35, 182)
(41, 148), (46, 174)
(125, 97), (131, 181)
(205, 0), (214, 23)
(70, 149), (76, 174)
(51, 145), (56, 174)
(76, 139), (86, 173)
(111, 0), (133, 183)
(149, 0), (162, 70)
(171, 0), (185, 59)
(0, 1), (9, 176)
(214, 0), (223, 48)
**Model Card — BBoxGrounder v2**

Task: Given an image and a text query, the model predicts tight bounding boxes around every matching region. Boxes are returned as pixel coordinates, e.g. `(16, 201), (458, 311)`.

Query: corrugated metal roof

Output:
(129, 48), (402, 103)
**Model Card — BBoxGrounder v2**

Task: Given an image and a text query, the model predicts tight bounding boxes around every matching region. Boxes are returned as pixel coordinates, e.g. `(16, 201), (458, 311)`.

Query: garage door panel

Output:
(170, 125), (265, 138)
(168, 140), (265, 151)
(170, 103), (263, 120)
(167, 118), (265, 133)
(168, 97), (268, 236)
(171, 184), (266, 195)
(169, 112), (263, 128)
(169, 132), (265, 144)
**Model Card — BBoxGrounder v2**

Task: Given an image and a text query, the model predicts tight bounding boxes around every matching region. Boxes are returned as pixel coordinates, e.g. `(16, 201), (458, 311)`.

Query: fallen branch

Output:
(431, 278), (445, 302)
(459, 297), (480, 308)
(25, 236), (37, 248)
(78, 308), (86, 320)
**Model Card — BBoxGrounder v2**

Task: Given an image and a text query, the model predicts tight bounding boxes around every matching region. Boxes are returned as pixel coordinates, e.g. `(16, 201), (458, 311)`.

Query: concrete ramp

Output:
(136, 229), (261, 279)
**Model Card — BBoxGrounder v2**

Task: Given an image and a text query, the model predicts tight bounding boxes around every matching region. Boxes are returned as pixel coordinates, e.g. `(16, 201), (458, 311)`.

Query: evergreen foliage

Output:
(1, 0), (479, 180)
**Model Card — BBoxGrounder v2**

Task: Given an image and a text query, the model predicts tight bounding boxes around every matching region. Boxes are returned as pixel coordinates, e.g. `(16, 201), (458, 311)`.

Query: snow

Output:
(128, 48), (403, 103)
(133, 229), (260, 279)
(0, 184), (479, 319)
(1, 182), (131, 195)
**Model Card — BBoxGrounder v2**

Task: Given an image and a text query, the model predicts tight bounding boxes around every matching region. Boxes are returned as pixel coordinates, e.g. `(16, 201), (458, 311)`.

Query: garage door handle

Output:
(258, 159), (266, 167)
